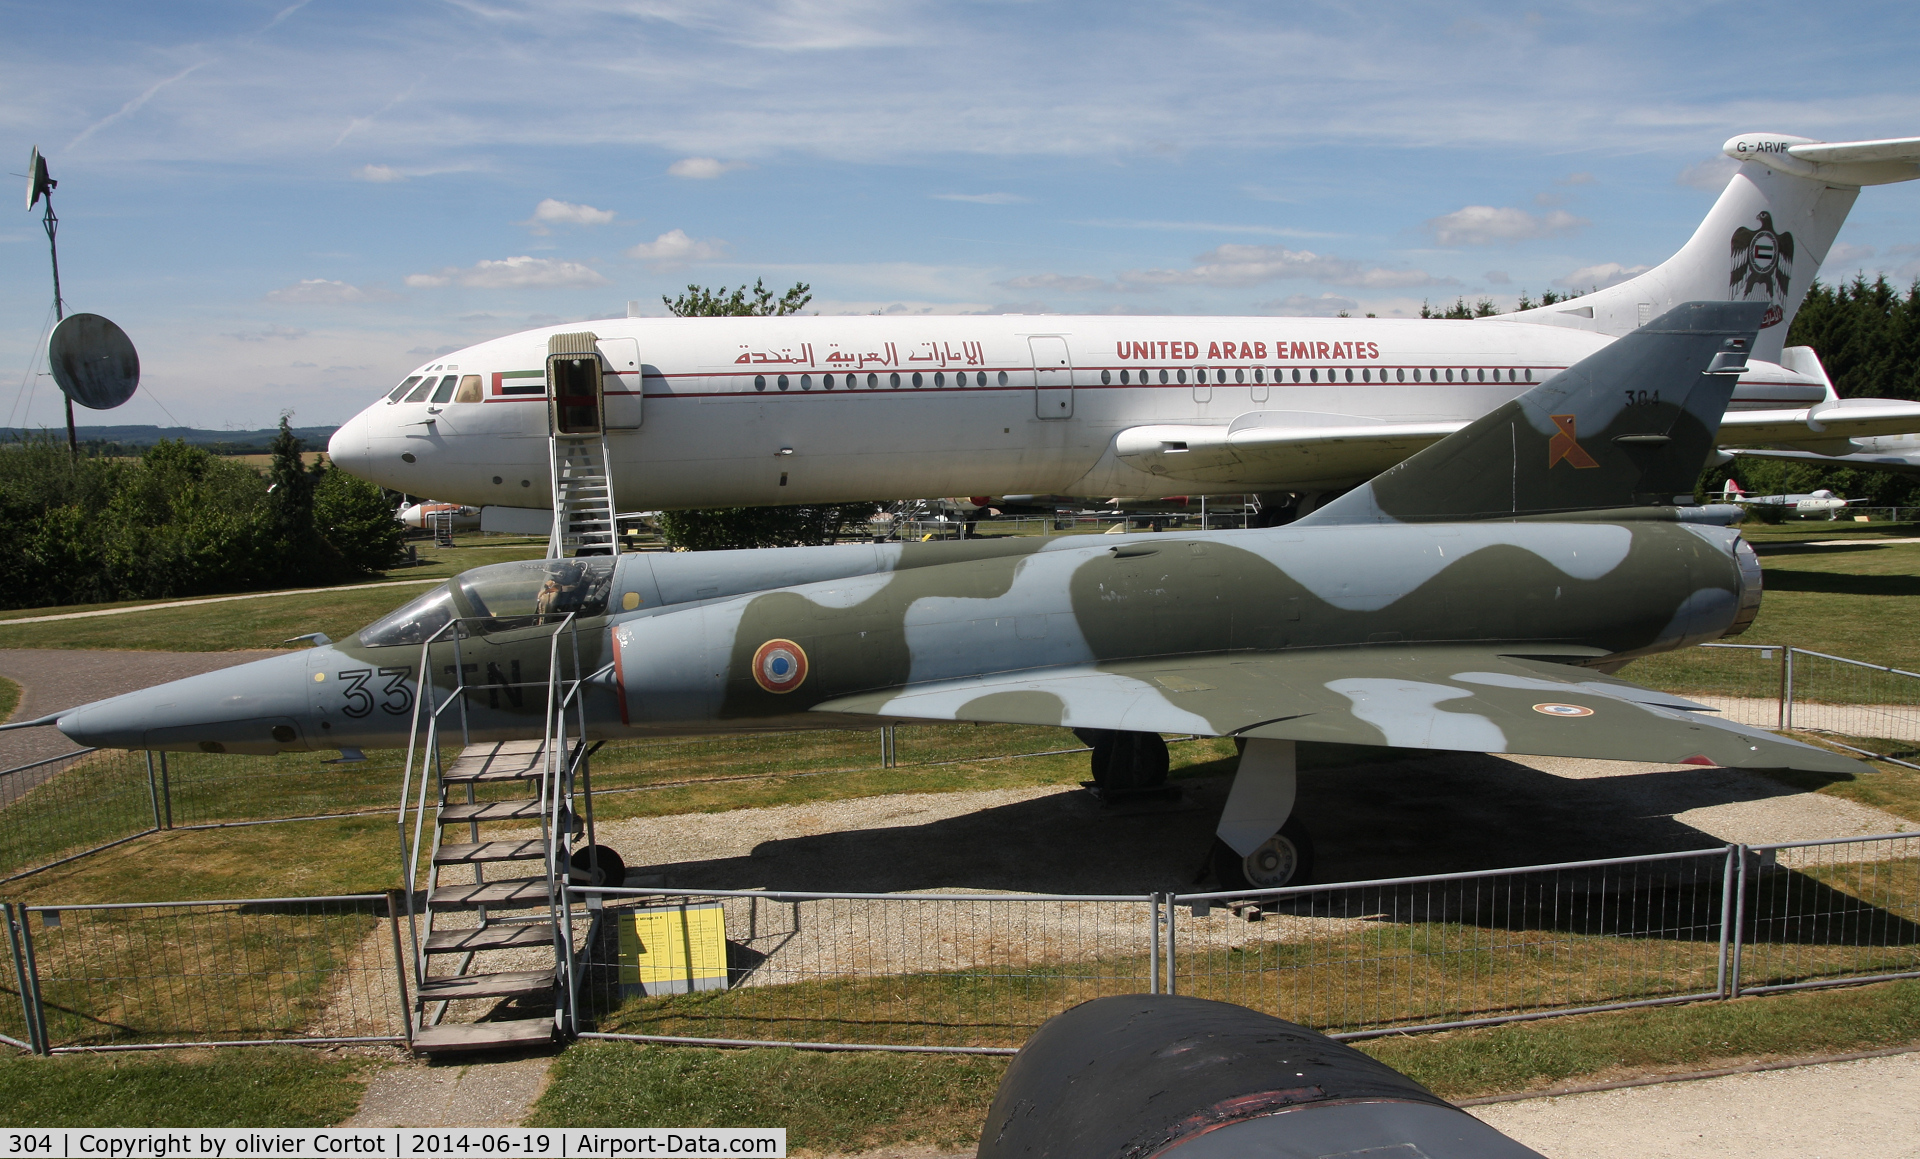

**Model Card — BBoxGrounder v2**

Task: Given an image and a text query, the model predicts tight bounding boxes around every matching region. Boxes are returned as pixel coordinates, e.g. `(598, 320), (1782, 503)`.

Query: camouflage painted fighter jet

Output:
(43, 302), (1866, 888)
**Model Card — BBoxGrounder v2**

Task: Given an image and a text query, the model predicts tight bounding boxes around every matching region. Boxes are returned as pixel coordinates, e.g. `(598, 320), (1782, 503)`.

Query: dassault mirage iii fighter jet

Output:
(48, 302), (1866, 889)
(325, 133), (1920, 525)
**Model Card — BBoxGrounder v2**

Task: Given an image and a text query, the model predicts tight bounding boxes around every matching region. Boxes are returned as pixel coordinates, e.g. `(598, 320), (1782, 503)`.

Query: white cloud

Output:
(405, 256), (609, 289)
(933, 192), (1028, 204)
(625, 229), (728, 265)
(998, 273), (1112, 293)
(264, 278), (396, 304)
(353, 163), (403, 182)
(1483, 270), (1511, 285)
(667, 157), (747, 179)
(523, 198), (616, 234)
(1557, 172), (1596, 186)
(1554, 262), (1652, 290)
(530, 198), (616, 226)
(1077, 219), (1347, 240)
(225, 325), (308, 342)
(1121, 244), (1452, 290)
(1424, 206), (1587, 246)
(1256, 293), (1360, 316)
(1678, 156), (1739, 192)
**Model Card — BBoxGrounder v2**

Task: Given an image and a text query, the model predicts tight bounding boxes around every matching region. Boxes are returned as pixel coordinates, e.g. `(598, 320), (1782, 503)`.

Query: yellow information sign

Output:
(617, 902), (729, 996)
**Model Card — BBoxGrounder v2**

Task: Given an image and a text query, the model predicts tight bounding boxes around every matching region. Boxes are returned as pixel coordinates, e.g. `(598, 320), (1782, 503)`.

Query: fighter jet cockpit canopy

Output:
(358, 558), (616, 647)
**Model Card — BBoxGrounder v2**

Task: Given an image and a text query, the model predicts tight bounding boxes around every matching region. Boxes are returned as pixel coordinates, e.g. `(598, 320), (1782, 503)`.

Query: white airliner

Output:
(327, 132), (1920, 526)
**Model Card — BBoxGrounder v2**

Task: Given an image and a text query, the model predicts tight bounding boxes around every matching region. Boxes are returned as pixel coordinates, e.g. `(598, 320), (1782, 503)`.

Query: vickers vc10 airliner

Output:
(326, 132), (1920, 525)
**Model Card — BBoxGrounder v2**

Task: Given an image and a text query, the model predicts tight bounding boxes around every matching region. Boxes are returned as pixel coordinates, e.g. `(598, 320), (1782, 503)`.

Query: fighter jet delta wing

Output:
(812, 647), (1860, 775)
(811, 300), (1867, 778)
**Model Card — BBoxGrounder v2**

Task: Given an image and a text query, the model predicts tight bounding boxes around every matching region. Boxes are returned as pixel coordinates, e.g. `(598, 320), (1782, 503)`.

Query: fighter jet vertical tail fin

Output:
(1299, 301), (1768, 526)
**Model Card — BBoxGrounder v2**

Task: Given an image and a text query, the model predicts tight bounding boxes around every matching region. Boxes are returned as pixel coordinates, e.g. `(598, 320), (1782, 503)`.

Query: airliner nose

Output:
(57, 649), (321, 754)
(328, 411), (372, 479)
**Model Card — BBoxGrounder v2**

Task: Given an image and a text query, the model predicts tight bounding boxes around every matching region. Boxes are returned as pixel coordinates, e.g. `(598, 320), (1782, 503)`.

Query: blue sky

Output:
(4, 0), (1919, 431)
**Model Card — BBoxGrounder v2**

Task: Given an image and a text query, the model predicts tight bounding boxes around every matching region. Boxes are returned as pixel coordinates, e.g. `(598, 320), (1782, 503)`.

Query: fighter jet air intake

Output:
(46, 301), (1870, 890)
(325, 133), (1920, 525)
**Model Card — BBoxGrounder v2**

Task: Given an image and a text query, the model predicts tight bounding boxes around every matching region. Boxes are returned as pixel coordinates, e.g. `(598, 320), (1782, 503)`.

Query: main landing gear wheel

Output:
(569, 845), (627, 888)
(1211, 818), (1315, 891)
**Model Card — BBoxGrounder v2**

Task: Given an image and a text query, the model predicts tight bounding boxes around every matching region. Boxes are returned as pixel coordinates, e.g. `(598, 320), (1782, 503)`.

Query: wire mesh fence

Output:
(1618, 643), (1786, 731)
(1733, 833), (1920, 996)
(4, 894), (408, 1052)
(0, 724), (1104, 882)
(1781, 650), (1920, 769)
(573, 888), (1157, 1051)
(1169, 850), (1736, 1038)
(3, 833), (1916, 1056)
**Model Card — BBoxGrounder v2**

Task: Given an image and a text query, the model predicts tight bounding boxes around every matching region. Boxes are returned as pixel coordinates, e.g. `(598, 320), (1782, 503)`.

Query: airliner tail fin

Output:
(1506, 134), (1920, 363)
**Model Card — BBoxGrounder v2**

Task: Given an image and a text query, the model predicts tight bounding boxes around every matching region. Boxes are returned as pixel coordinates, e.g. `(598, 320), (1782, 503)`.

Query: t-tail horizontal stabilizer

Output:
(1300, 301), (1769, 525)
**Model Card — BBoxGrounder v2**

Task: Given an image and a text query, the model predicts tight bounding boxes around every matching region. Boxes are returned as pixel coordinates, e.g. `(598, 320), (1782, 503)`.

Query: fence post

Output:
(1729, 845), (1751, 998)
(12, 906), (48, 1055)
(1781, 650), (1796, 733)
(157, 752), (173, 829)
(1164, 895), (1177, 996)
(1148, 894), (1160, 995)
(145, 752), (163, 833)
(385, 890), (414, 1050)
(4, 904), (43, 1054)
(1716, 845), (1737, 997)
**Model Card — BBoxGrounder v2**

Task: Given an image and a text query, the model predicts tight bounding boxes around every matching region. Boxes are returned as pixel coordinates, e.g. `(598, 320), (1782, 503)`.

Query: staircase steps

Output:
(430, 877), (551, 911)
(411, 1018), (556, 1054)
(426, 922), (558, 955)
(435, 839), (547, 865)
(417, 969), (555, 1002)
(441, 799), (545, 824)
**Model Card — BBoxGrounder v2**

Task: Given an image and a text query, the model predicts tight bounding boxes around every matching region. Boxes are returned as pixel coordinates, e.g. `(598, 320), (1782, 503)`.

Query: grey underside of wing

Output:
(811, 646), (1867, 775)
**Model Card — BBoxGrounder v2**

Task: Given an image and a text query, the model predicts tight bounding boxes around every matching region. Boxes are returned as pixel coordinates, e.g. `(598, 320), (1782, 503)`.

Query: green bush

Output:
(0, 418), (400, 609)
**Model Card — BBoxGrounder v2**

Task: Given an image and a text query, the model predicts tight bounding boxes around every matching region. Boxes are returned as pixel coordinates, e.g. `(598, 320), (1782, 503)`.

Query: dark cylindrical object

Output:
(978, 995), (1542, 1158)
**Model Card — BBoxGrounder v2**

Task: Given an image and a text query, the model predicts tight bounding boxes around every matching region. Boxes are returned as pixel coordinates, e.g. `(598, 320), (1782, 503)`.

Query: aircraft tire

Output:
(1108, 731), (1170, 791)
(569, 844), (627, 888)
(1211, 818), (1314, 892)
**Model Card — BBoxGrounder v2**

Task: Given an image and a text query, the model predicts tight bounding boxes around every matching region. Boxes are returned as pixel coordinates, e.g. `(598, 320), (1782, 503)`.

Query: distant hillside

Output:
(1, 424), (340, 455)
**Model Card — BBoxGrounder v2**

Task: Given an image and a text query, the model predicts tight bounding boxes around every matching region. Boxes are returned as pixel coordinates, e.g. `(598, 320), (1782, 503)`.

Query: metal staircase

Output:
(396, 616), (600, 1054)
(545, 331), (622, 560)
(549, 436), (620, 558)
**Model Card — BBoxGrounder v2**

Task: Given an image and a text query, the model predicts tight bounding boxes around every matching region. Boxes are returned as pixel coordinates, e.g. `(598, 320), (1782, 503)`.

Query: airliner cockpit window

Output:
(404, 376), (439, 403)
(388, 376), (422, 402)
(359, 584), (460, 648)
(430, 375), (459, 404)
(453, 558), (616, 636)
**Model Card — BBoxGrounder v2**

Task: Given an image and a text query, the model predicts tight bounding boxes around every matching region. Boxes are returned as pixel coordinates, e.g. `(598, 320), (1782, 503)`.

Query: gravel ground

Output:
(1472, 1051), (1920, 1158)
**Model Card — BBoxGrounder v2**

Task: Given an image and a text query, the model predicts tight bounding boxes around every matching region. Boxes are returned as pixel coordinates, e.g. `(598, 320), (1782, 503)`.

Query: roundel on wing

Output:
(1532, 702), (1594, 718)
(752, 639), (809, 693)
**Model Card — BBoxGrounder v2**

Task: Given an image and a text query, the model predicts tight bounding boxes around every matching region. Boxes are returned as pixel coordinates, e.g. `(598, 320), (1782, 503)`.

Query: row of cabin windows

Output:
(754, 370), (1007, 391)
(384, 363), (1538, 402)
(387, 373), (484, 404)
(1099, 366), (1534, 385)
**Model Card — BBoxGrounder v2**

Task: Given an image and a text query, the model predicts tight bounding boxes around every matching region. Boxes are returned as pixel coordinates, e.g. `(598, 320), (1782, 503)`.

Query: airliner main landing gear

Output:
(1211, 738), (1313, 890)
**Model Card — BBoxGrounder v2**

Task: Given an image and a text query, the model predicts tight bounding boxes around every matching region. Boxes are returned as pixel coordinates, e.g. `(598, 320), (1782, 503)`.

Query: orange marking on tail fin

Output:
(1547, 414), (1600, 469)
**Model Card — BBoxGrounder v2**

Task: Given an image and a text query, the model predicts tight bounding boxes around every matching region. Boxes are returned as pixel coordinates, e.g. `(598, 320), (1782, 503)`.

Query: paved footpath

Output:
(1472, 1052), (1920, 1158)
(0, 648), (279, 769)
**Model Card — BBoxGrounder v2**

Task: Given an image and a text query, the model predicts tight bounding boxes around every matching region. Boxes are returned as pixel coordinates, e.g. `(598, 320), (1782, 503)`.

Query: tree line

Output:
(0, 417), (403, 610)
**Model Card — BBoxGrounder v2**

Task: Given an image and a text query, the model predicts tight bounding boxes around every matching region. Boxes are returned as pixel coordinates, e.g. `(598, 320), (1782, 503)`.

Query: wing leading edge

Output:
(811, 646), (1866, 775)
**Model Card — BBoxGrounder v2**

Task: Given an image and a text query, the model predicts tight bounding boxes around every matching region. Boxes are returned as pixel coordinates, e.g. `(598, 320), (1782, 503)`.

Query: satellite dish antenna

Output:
(26, 145), (54, 211)
(48, 313), (140, 411)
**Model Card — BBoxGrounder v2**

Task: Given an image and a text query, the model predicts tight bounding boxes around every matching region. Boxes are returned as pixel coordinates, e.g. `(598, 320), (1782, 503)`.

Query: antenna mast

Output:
(25, 147), (74, 456)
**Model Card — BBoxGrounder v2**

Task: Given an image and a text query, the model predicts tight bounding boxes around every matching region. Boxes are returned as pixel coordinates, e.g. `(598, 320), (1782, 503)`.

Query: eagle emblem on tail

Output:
(1731, 211), (1794, 326)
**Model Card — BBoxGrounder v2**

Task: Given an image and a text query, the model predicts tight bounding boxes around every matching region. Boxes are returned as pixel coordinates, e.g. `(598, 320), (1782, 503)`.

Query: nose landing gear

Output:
(1211, 818), (1315, 891)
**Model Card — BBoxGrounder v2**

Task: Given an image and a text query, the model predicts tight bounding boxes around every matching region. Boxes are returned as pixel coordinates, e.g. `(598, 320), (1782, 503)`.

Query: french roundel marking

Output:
(1532, 702), (1594, 718)
(752, 639), (809, 694)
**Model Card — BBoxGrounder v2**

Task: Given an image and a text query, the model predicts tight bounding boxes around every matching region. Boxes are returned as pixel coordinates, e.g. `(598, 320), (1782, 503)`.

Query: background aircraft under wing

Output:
(327, 132), (1920, 519)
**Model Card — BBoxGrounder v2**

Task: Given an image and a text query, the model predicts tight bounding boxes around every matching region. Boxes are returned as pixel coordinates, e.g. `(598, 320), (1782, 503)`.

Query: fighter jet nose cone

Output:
(54, 649), (323, 755)
(328, 412), (372, 478)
